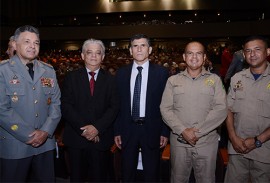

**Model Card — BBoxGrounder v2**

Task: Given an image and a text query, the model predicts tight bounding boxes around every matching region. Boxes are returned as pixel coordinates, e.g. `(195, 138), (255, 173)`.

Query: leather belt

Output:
(133, 117), (145, 125)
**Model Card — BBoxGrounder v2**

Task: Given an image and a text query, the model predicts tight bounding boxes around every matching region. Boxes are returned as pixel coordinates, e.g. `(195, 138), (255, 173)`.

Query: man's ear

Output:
(81, 52), (85, 60)
(12, 41), (16, 50)
(148, 46), (152, 54)
(182, 53), (186, 62)
(267, 48), (270, 57)
(129, 47), (132, 56)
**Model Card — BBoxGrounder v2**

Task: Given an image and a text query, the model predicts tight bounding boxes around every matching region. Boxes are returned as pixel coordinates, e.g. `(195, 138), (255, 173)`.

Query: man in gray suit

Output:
(0, 25), (61, 182)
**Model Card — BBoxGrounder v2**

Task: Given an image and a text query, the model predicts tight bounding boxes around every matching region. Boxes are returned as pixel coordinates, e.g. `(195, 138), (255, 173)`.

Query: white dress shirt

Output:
(130, 61), (149, 117)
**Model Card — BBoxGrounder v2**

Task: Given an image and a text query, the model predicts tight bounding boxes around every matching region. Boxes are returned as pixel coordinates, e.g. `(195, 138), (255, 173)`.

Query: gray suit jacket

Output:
(0, 55), (61, 159)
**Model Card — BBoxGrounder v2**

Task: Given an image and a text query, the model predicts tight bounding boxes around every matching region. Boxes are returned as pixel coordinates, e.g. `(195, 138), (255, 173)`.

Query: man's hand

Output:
(243, 137), (256, 154)
(114, 136), (122, 149)
(230, 135), (247, 153)
(160, 136), (168, 148)
(26, 130), (48, 147)
(182, 127), (199, 146)
(80, 125), (99, 141)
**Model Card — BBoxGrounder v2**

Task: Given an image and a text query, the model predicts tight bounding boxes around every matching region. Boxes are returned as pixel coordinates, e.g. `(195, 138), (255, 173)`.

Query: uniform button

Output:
(32, 87), (36, 90)
(35, 113), (38, 117)
(34, 100), (38, 104)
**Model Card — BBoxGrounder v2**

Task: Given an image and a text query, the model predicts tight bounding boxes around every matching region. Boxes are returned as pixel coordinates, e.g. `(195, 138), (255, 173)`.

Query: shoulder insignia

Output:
(39, 61), (53, 68)
(267, 83), (270, 90)
(0, 59), (10, 65)
(205, 78), (215, 86)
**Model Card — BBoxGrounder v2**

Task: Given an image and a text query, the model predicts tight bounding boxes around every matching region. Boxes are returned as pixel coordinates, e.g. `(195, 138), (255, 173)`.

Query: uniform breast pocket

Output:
(173, 86), (185, 107)
(199, 87), (215, 108)
(232, 91), (246, 113)
(42, 87), (55, 96)
(5, 88), (25, 105)
(258, 91), (270, 118)
(42, 87), (56, 105)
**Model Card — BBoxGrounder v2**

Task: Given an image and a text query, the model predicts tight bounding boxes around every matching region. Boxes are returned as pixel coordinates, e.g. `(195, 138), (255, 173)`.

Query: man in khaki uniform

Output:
(225, 36), (270, 183)
(160, 41), (227, 183)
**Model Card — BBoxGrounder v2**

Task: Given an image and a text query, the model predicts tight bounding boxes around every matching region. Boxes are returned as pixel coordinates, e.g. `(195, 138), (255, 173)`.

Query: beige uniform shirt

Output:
(160, 68), (227, 147)
(227, 63), (270, 163)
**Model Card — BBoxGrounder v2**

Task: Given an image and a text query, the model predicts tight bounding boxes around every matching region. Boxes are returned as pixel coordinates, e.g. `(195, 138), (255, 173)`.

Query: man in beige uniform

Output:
(225, 36), (270, 183)
(160, 41), (227, 183)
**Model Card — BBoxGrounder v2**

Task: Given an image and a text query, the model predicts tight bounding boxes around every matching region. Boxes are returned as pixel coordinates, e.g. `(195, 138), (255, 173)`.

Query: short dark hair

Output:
(243, 35), (269, 48)
(14, 25), (40, 41)
(130, 34), (151, 47)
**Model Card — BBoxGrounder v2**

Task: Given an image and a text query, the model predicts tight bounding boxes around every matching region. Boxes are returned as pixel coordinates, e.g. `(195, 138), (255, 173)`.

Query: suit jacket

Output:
(114, 62), (170, 149)
(61, 67), (119, 150)
(0, 55), (61, 159)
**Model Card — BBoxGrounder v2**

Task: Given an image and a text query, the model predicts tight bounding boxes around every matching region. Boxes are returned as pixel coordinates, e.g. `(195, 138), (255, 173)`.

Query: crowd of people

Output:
(1, 25), (270, 183)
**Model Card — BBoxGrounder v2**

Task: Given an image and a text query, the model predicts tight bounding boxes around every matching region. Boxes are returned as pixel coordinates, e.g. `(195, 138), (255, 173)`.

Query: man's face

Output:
(129, 38), (152, 65)
(243, 40), (270, 69)
(6, 40), (15, 58)
(183, 42), (206, 71)
(13, 32), (40, 61)
(81, 43), (104, 70)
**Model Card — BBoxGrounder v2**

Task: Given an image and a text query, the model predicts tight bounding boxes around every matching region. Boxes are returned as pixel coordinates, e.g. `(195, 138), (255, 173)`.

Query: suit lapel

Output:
(94, 68), (106, 98)
(146, 63), (156, 115)
(33, 61), (45, 84)
(9, 56), (33, 83)
(79, 68), (92, 99)
(126, 64), (133, 111)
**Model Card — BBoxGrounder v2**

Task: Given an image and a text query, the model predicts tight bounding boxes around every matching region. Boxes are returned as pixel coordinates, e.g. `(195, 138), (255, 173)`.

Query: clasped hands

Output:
(26, 129), (48, 148)
(230, 135), (256, 154)
(181, 127), (200, 146)
(80, 125), (99, 143)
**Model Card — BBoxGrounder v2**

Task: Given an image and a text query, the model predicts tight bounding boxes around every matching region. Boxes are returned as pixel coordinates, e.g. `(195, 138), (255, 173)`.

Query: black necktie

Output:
(132, 66), (143, 121)
(26, 63), (34, 80)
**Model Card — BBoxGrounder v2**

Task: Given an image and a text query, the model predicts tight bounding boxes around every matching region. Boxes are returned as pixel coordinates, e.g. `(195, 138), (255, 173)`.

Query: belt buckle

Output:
(177, 135), (188, 144)
(134, 118), (145, 125)
(137, 119), (144, 125)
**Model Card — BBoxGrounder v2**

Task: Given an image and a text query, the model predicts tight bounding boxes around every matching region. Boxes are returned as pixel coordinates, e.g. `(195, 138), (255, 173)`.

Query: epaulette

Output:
(0, 59), (10, 65)
(39, 60), (53, 68)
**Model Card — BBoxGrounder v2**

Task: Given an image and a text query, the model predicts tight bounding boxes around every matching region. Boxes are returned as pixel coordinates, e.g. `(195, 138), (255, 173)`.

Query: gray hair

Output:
(9, 36), (15, 41)
(82, 38), (105, 56)
(13, 25), (40, 41)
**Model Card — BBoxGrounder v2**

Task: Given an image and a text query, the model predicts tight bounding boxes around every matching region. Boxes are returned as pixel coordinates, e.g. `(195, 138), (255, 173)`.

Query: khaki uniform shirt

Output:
(227, 63), (270, 163)
(160, 68), (227, 147)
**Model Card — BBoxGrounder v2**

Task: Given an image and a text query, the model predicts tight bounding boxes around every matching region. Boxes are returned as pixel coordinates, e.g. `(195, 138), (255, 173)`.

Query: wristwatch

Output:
(254, 136), (262, 148)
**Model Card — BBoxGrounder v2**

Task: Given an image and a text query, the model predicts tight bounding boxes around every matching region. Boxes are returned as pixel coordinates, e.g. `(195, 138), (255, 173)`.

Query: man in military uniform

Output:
(160, 41), (227, 183)
(225, 36), (270, 183)
(0, 25), (61, 182)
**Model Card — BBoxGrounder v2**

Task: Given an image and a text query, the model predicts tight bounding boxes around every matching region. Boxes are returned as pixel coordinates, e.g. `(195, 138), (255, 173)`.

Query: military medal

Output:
(47, 97), (51, 105)
(41, 77), (54, 87)
(11, 92), (19, 102)
(10, 75), (20, 84)
(11, 124), (19, 131)
(233, 80), (243, 92)
(11, 95), (19, 102)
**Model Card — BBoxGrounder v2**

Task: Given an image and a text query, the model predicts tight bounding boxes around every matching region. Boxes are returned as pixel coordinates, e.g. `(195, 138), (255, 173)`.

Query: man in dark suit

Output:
(61, 38), (119, 182)
(114, 34), (170, 182)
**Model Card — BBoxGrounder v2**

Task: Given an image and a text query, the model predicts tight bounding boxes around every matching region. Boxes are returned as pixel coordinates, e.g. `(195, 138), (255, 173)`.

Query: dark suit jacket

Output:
(114, 62), (170, 149)
(61, 68), (119, 150)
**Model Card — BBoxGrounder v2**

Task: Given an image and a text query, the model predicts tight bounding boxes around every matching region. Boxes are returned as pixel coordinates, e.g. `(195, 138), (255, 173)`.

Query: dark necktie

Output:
(26, 63), (34, 80)
(132, 66), (143, 120)
(89, 72), (95, 96)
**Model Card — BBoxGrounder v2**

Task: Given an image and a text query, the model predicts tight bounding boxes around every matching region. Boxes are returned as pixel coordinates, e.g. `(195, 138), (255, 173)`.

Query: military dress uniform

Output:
(160, 68), (227, 183)
(0, 55), (61, 181)
(225, 64), (270, 183)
